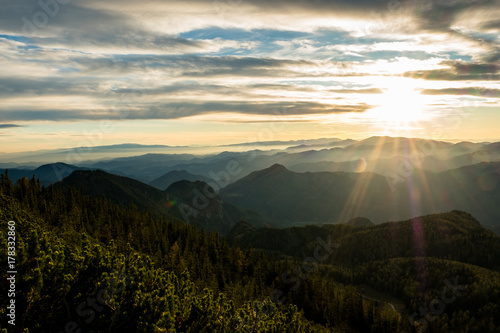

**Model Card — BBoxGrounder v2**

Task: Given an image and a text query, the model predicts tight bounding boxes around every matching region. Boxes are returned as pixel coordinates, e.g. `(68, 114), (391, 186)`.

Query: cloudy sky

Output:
(1, 0), (500, 152)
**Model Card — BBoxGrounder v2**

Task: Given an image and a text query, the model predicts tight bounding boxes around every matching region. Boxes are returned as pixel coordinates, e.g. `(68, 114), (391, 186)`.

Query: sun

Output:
(365, 77), (428, 128)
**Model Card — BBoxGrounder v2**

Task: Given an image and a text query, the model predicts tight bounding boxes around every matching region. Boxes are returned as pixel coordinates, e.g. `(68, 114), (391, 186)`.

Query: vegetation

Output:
(0, 172), (499, 332)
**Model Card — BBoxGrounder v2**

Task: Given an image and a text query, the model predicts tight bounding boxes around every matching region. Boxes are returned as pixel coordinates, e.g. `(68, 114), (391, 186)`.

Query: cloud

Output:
(1, 0), (499, 135)
(0, 101), (371, 121)
(74, 54), (320, 76)
(146, 101), (372, 118)
(328, 88), (383, 94)
(403, 60), (499, 80)
(0, 124), (22, 129)
(420, 87), (500, 97)
(482, 20), (500, 29)
(0, 1), (206, 55)
(5, 0), (498, 52)
(0, 76), (98, 96)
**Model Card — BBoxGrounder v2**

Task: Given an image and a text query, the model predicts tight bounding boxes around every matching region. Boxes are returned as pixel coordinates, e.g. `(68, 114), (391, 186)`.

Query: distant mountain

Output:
(166, 180), (269, 233)
(221, 161), (500, 230)
(444, 143), (500, 170)
(54, 170), (172, 214)
(2, 137), (498, 181)
(0, 143), (191, 164)
(287, 157), (404, 174)
(353, 136), (453, 152)
(33, 163), (90, 184)
(54, 170), (267, 234)
(285, 139), (357, 151)
(395, 161), (500, 231)
(149, 170), (212, 190)
(0, 162), (89, 186)
(87, 153), (200, 183)
(449, 141), (486, 154)
(142, 151), (280, 184)
(80, 136), (497, 184)
(220, 137), (345, 147)
(165, 180), (234, 233)
(0, 168), (32, 183)
(228, 220), (257, 241)
(0, 162), (35, 169)
(287, 160), (354, 173)
(220, 164), (398, 226)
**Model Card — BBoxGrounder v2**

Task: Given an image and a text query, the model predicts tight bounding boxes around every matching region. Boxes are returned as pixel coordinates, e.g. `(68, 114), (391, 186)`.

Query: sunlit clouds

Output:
(0, 0), (499, 152)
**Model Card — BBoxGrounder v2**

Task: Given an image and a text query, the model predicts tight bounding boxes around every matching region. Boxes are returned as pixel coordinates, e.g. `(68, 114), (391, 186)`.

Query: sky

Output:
(0, 0), (500, 153)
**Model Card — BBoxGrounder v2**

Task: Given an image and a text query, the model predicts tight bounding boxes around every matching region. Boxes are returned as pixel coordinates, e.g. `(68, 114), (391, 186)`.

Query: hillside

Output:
(55, 169), (172, 214)
(165, 179), (268, 233)
(221, 162), (500, 230)
(54, 170), (266, 234)
(149, 170), (212, 190)
(344, 217), (374, 227)
(2, 171), (500, 332)
(394, 162), (500, 230)
(0, 173), (332, 332)
(228, 210), (500, 270)
(220, 164), (399, 225)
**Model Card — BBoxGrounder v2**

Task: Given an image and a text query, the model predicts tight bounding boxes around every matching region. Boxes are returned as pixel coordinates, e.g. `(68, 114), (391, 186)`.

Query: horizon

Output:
(1, 134), (499, 156)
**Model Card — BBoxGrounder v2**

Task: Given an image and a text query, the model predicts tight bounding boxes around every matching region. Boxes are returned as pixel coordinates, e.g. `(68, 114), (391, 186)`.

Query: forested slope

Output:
(1, 173), (499, 332)
(0, 174), (404, 332)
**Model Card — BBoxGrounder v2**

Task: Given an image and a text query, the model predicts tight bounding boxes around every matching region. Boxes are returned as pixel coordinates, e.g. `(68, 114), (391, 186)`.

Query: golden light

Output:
(365, 77), (429, 128)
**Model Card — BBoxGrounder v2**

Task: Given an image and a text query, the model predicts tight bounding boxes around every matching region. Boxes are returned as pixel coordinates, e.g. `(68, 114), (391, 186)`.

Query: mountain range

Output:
(221, 162), (500, 232)
(2, 136), (498, 185)
(54, 169), (268, 234)
(2, 136), (500, 234)
(3, 170), (500, 332)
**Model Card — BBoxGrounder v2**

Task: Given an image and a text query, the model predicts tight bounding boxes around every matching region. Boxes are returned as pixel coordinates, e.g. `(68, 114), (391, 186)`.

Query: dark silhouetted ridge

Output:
(149, 170), (211, 190)
(344, 217), (374, 227)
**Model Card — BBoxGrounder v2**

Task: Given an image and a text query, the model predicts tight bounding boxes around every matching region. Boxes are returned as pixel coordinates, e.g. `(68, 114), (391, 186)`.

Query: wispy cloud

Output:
(0, 124), (23, 129)
(421, 87), (500, 97)
(404, 60), (499, 80)
(0, 101), (371, 121)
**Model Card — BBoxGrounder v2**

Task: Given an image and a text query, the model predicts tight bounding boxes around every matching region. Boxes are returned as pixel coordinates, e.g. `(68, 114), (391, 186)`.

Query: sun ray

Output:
(336, 136), (388, 224)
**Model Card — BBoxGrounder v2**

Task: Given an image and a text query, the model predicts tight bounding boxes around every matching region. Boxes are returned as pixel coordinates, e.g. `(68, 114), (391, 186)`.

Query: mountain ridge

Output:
(228, 210), (500, 270)
(149, 170), (212, 190)
(221, 161), (500, 230)
(54, 169), (267, 234)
